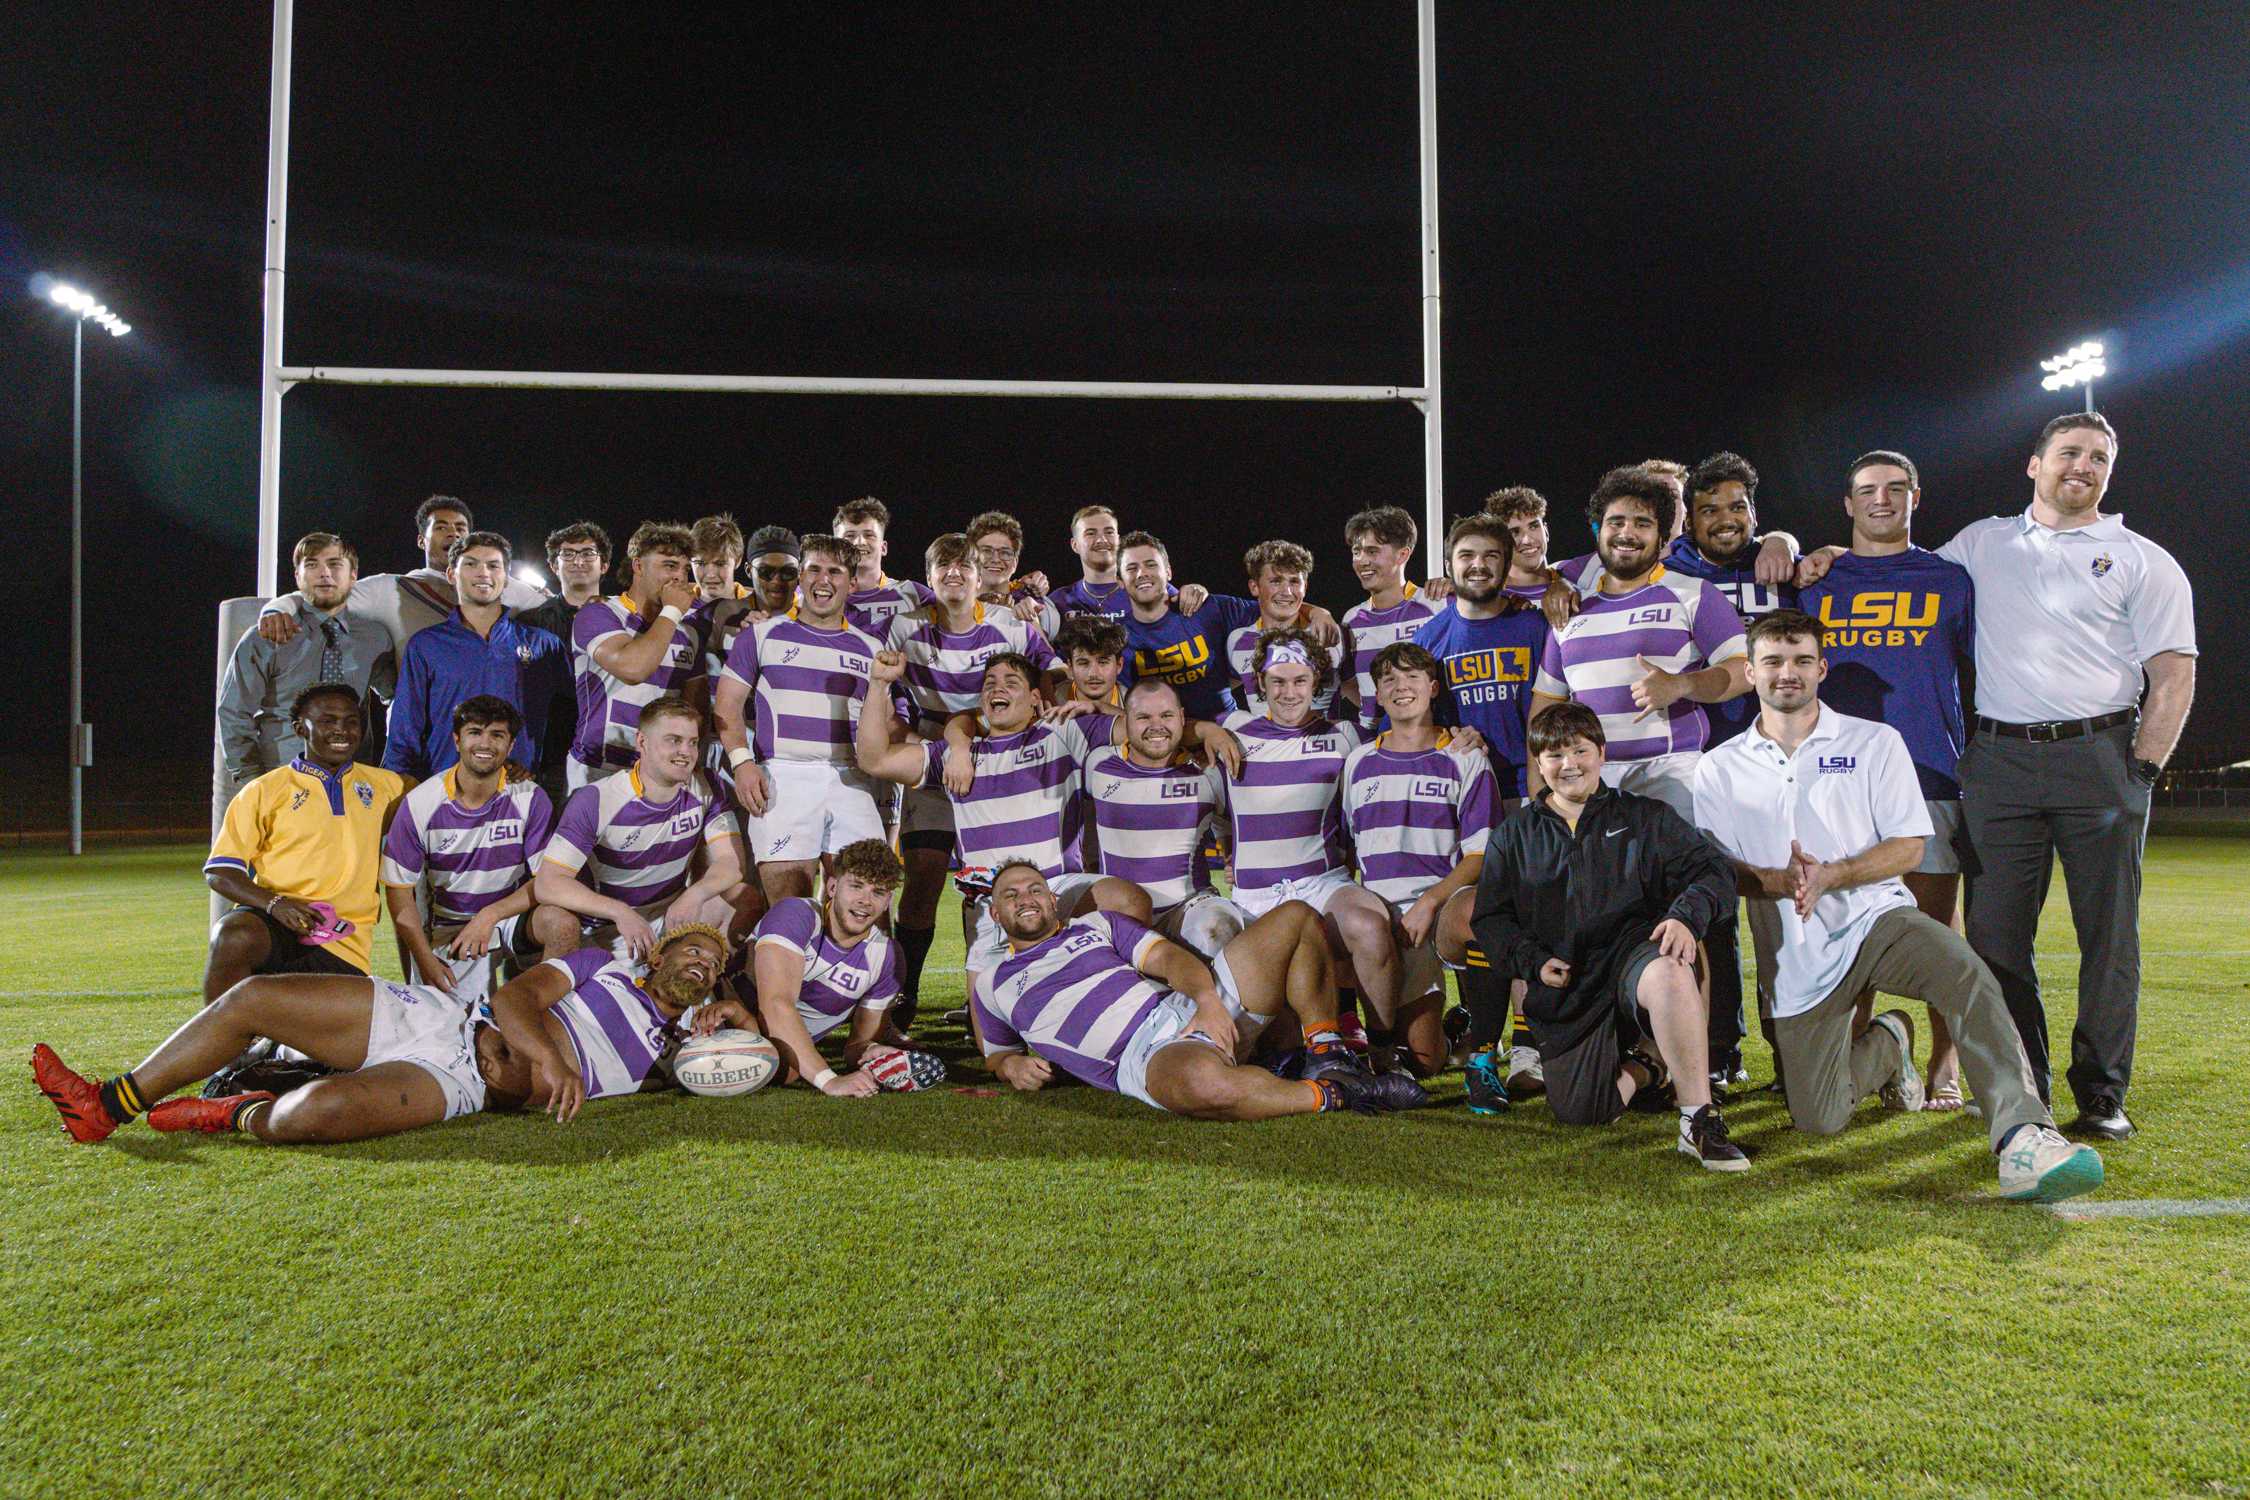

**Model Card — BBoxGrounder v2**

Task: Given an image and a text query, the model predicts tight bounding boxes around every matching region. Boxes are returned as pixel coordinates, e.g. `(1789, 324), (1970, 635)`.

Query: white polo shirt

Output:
(1937, 507), (2196, 724)
(1691, 707), (1932, 1018)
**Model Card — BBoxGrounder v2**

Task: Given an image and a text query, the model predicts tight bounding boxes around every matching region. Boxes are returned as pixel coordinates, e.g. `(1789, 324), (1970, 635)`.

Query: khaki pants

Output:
(1772, 907), (2051, 1152)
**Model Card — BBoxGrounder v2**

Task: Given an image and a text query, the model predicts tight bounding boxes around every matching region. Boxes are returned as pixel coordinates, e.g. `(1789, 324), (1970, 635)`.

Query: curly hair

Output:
(1687, 450), (1759, 503)
(1585, 465), (1678, 541)
(831, 838), (904, 890)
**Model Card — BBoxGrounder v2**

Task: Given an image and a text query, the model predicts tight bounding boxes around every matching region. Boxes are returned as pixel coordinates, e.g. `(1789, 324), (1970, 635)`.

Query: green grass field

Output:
(4, 841), (2249, 1497)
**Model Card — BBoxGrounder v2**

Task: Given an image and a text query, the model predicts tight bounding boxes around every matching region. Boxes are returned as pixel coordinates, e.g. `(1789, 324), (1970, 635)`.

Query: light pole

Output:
(40, 280), (131, 855)
(2040, 341), (2106, 413)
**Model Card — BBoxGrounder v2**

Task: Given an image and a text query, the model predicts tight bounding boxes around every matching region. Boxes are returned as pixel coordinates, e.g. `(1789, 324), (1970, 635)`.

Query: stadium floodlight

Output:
(2039, 341), (2107, 412)
(512, 562), (546, 590)
(36, 277), (135, 854)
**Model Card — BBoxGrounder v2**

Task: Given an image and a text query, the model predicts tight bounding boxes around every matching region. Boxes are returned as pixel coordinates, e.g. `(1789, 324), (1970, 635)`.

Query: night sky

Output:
(6, 3), (2246, 770)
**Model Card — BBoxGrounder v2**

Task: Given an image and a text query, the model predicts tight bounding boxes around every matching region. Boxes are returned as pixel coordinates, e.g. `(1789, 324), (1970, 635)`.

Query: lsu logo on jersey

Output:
(487, 819), (524, 843)
(1816, 591), (1940, 647)
(1445, 648), (1531, 688)
(1412, 777), (1453, 800)
(1625, 607), (1675, 627)
(1137, 636), (1210, 683)
(1816, 756), (1857, 774)
(1298, 736), (1341, 757)
(1160, 780), (1202, 800)
(664, 813), (703, 838)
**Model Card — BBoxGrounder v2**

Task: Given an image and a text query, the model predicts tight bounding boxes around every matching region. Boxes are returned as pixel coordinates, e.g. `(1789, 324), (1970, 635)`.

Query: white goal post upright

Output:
(251, 0), (1448, 592)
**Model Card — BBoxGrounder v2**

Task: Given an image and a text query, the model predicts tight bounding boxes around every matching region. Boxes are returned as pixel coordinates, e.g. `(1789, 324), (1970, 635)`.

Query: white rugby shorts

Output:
(744, 760), (888, 864)
(366, 979), (487, 1120)
(1115, 949), (1248, 1110)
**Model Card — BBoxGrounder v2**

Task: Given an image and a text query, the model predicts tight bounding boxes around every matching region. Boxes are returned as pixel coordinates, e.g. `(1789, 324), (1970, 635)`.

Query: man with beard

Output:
(218, 533), (397, 795)
(1225, 541), (1346, 717)
(1471, 702), (1748, 1169)
(1798, 413), (2196, 1140)
(714, 535), (894, 906)
(1526, 465), (1751, 820)
(382, 532), (569, 781)
(1077, 679), (1243, 958)
(255, 495), (549, 655)
(834, 497), (935, 638)
(518, 522), (613, 806)
(1692, 614), (2104, 1202)
(1796, 451), (1978, 1109)
(882, 533), (1063, 1018)
(29, 925), (729, 1145)
(857, 651), (1152, 977)
(568, 522), (706, 790)
(971, 862), (1426, 1118)
(1559, 454), (1792, 1085)
(382, 696), (576, 1006)
(204, 684), (409, 1001)
(690, 839), (942, 1096)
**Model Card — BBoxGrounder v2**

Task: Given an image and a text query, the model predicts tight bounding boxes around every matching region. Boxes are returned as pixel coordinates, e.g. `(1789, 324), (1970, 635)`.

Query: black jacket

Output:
(1470, 784), (1735, 1048)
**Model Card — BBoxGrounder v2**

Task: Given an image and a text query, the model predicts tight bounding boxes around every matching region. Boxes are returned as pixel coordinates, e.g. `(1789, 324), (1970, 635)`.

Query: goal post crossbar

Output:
(275, 367), (1427, 403)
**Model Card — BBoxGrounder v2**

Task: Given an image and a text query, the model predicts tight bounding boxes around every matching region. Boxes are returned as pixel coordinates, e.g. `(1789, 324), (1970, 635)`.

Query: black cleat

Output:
(202, 1039), (333, 1100)
(1678, 1104), (1752, 1172)
(2072, 1094), (2135, 1141)
(1329, 1068), (1431, 1114)
(1301, 1039), (1370, 1085)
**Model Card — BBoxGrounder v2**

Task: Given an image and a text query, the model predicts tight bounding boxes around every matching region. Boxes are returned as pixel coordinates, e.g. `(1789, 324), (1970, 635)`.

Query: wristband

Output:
(265, 894), (282, 914)
(811, 1068), (838, 1089)
(726, 746), (756, 770)
(660, 603), (685, 623)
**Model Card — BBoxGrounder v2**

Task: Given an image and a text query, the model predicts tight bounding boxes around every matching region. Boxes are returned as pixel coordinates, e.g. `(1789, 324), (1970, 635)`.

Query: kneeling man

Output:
(692, 838), (944, 1097)
(32, 925), (728, 1144)
(972, 861), (1427, 1117)
(1691, 612), (2102, 1202)
(1472, 701), (1747, 1169)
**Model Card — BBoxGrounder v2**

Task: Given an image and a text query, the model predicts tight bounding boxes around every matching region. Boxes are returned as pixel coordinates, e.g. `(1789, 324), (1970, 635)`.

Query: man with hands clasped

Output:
(1690, 612), (2102, 1202)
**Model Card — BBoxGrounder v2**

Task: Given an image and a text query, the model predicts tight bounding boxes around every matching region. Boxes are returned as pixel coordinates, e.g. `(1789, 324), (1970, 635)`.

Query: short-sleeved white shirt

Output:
(1691, 707), (1933, 1019)
(1937, 507), (2197, 724)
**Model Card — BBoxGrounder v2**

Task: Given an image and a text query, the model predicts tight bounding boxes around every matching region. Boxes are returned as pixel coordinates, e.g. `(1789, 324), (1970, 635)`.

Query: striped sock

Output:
(98, 1072), (147, 1123)
(232, 1097), (275, 1136)
(1307, 1079), (1347, 1113)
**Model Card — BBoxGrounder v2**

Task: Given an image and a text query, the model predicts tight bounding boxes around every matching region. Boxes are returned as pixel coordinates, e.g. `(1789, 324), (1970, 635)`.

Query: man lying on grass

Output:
(31, 924), (729, 1145)
(689, 838), (947, 1096)
(970, 860), (1428, 1118)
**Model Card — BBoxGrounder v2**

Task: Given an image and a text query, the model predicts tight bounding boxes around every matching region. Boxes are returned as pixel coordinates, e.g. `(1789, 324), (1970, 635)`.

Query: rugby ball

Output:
(672, 1029), (781, 1097)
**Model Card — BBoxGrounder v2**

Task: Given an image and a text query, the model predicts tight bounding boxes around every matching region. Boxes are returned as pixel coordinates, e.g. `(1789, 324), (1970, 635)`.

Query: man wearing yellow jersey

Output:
(203, 684), (408, 1001)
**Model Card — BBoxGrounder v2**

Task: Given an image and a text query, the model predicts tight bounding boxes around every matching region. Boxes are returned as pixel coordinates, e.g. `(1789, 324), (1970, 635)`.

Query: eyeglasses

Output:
(553, 547), (604, 564)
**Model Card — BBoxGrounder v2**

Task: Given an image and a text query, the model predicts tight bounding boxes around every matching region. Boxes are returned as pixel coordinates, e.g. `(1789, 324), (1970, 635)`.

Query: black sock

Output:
(99, 1072), (147, 1122)
(894, 924), (936, 1026)
(1363, 1023), (1397, 1051)
(1456, 956), (1509, 1050)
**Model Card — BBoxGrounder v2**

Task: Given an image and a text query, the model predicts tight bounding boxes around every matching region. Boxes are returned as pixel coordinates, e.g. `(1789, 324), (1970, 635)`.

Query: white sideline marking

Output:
(0, 989), (191, 1000)
(2049, 1198), (2250, 1220)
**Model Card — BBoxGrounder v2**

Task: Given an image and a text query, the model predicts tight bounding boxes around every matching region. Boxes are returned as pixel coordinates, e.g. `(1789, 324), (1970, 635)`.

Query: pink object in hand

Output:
(299, 901), (358, 947)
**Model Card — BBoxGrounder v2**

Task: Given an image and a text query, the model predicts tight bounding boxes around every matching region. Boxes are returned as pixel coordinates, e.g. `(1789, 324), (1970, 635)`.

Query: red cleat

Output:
(30, 1043), (120, 1144)
(147, 1092), (276, 1135)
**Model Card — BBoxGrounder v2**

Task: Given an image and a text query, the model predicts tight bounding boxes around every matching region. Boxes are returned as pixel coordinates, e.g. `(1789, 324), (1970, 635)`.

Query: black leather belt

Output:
(1974, 709), (2134, 743)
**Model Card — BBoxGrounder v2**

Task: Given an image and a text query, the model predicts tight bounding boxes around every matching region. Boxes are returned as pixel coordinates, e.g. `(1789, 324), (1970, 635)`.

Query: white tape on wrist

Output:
(726, 746), (756, 770)
(812, 1068), (838, 1089)
(660, 603), (685, 623)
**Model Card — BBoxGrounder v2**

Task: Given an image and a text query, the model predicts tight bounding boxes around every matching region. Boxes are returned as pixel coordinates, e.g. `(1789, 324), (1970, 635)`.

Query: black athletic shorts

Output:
(1533, 939), (1665, 1127)
(231, 906), (367, 979)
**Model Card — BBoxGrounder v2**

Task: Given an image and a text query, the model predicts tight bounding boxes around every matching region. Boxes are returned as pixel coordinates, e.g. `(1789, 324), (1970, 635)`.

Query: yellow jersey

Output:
(207, 758), (408, 973)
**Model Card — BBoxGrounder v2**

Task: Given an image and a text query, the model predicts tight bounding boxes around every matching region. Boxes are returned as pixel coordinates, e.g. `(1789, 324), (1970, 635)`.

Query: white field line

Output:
(2050, 1198), (2250, 1220)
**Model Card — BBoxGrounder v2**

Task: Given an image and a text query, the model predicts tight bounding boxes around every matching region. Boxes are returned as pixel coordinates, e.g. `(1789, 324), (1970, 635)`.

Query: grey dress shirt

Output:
(215, 607), (398, 791)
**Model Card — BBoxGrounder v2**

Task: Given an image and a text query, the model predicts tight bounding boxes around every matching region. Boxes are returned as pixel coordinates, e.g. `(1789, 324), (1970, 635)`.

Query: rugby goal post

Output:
(220, 0), (1448, 867)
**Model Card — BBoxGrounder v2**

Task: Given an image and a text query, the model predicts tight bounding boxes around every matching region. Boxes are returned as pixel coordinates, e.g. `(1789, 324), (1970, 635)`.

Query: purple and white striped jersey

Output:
(1342, 588), (1440, 725)
(847, 576), (935, 638)
(570, 596), (708, 774)
(921, 715), (1113, 879)
(885, 606), (1059, 736)
(1340, 734), (1497, 905)
(1225, 622), (1347, 718)
(753, 896), (900, 1040)
(1078, 745), (1224, 913)
(380, 772), (556, 925)
(545, 769), (734, 914)
(970, 911), (1170, 1093)
(1218, 711), (1363, 891)
(545, 948), (679, 1100)
(1532, 569), (1747, 762)
(720, 615), (886, 767)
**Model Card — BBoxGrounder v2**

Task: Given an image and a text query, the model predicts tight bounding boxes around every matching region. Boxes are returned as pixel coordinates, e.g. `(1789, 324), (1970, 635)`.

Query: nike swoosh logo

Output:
(1606, 828), (1625, 837)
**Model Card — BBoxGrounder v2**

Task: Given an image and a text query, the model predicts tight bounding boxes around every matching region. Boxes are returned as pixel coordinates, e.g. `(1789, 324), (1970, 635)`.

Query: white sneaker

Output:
(1505, 1044), (1546, 1096)
(1871, 1010), (1924, 1112)
(1997, 1125), (2105, 1203)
